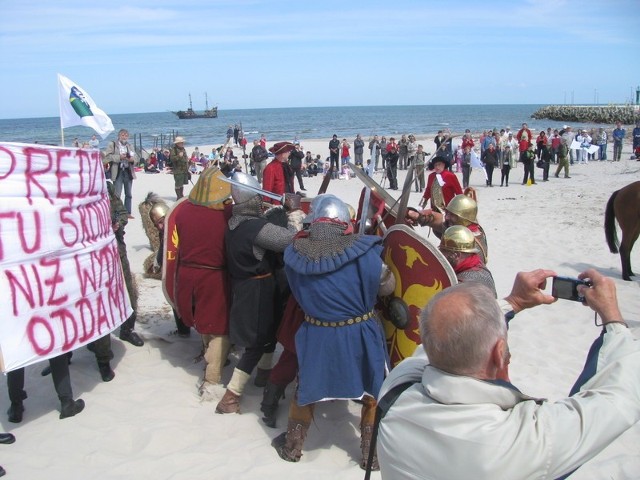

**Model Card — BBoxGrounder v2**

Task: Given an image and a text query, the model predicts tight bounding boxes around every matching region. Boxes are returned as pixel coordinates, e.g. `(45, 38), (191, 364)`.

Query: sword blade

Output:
(396, 162), (415, 225)
(347, 162), (398, 216)
(218, 176), (284, 202)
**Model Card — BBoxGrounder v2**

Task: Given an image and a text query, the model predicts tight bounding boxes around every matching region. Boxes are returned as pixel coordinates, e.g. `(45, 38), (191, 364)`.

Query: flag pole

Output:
(60, 118), (65, 147)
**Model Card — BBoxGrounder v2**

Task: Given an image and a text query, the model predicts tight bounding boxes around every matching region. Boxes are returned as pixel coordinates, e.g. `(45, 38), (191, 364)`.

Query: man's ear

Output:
(492, 337), (510, 381)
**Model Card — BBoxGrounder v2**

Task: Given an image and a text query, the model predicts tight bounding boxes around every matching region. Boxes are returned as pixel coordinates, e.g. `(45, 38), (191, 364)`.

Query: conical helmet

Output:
(445, 194), (477, 226)
(149, 202), (170, 224)
(189, 167), (231, 210)
(230, 171), (260, 204)
(440, 225), (478, 253)
(304, 194), (351, 224)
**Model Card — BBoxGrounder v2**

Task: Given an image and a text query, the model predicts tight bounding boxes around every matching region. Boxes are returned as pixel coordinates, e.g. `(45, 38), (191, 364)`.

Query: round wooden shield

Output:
(379, 224), (457, 368)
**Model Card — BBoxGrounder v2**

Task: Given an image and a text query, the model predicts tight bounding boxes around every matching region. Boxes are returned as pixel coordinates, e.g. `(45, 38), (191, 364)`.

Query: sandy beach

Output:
(1, 134), (639, 480)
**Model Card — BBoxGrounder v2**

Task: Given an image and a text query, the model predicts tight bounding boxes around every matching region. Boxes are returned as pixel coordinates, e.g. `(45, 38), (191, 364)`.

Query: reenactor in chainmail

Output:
(271, 194), (394, 470)
(438, 225), (496, 298)
(215, 172), (300, 415)
(108, 180), (143, 347)
(407, 194), (489, 264)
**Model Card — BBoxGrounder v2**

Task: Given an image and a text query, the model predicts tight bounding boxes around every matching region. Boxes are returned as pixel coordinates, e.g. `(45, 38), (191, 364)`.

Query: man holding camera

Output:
(377, 269), (639, 479)
(103, 128), (136, 216)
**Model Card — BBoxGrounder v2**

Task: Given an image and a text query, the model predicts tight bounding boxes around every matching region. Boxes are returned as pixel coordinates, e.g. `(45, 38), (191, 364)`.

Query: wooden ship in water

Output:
(174, 93), (217, 119)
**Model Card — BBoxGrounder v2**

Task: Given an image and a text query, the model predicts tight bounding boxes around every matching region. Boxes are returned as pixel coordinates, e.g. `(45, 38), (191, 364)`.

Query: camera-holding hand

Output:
(552, 276), (590, 302)
(577, 269), (624, 325)
(505, 269), (557, 313)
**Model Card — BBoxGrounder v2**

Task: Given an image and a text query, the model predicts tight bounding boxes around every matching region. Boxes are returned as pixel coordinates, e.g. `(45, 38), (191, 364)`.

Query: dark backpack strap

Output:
(364, 380), (418, 480)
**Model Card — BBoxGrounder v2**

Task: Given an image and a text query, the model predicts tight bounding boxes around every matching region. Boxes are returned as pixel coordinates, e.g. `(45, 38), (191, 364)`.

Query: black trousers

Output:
(292, 167), (305, 189)
(522, 159), (535, 184)
(236, 342), (276, 375)
(8, 354), (74, 404)
(501, 165), (511, 185)
(485, 164), (495, 186)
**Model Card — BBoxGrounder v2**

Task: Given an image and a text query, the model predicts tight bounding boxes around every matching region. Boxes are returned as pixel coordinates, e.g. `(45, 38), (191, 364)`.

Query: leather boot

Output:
(215, 389), (240, 414)
(60, 399), (85, 419)
(119, 329), (144, 347)
(215, 368), (250, 414)
(98, 362), (115, 382)
(254, 368), (271, 388)
(260, 382), (286, 428)
(272, 418), (309, 462)
(254, 352), (273, 387)
(7, 402), (24, 424)
(359, 396), (379, 471)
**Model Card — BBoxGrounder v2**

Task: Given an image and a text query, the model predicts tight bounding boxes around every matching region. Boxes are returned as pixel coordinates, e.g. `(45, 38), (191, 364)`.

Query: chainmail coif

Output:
(293, 221), (359, 260)
(228, 196), (264, 230)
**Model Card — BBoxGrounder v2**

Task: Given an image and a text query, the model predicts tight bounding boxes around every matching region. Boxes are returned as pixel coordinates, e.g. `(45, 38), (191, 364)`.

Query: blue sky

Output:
(1, 0), (639, 119)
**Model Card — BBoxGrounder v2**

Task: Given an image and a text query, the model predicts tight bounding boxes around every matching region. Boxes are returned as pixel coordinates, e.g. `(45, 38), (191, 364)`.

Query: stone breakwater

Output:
(531, 105), (640, 124)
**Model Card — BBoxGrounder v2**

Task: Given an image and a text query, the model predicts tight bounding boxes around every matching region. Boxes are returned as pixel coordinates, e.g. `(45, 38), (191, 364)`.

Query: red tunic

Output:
(422, 170), (463, 208)
(174, 202), (231, 334)
(262, 159), (293, 204)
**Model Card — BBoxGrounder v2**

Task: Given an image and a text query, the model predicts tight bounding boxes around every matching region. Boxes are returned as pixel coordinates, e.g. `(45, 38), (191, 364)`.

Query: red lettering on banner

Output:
(40, 257), (67, 306)
(0, 146), (17, 180)
(0, 211), (42, 260)
(105, 246), (129, 322)
(52, 308), (77, 351)
(0, 212), (16, 261)
(59, 195), (111, 248)
(54, 149), (74, 203)
(6, 265), (36, 316)
(77, 149), (102, 198)
(77, 194), (111, 243)
(55, 149), (104, 201)
(17, 211), (42, 254)
(59, 207), (79, 247)
(5, 257), (68, 316)
(76, 298), (96, 342)
(25, 291), (123, 355)
(23, 146), (54, 205)
(26, 316), (55, 356)
(96, 294), (113, 334)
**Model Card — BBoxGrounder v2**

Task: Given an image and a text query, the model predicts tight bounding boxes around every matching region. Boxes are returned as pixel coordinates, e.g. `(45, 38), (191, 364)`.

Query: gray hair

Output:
(420, 282), (506, 375)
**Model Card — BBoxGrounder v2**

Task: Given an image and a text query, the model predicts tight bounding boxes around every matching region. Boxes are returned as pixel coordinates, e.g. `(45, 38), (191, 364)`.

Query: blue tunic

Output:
(284, 234), (389, 405)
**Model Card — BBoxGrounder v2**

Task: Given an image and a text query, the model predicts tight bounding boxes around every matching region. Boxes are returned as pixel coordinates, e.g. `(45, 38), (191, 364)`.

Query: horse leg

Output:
(619, 226), (640, 280)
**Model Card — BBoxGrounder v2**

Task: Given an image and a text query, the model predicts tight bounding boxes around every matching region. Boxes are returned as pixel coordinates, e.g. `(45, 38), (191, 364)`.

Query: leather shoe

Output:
(120, 330), (144, 347)
(98, 362), (115, 382)
(60, 399), (85, 419)
(7, 403), (24, 424)
(0, 433), (15, 445)
(0, 465), (5, 477)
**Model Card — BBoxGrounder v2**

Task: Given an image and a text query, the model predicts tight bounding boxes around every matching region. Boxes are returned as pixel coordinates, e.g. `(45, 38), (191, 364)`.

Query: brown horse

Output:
(605, 181), (640, 281)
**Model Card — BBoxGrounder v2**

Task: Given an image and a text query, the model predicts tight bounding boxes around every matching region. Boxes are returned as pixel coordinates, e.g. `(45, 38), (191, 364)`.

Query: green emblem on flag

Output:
(69, 86), (93, 118)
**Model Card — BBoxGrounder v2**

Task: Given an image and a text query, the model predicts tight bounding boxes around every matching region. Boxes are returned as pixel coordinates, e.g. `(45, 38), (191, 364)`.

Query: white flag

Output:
(57, 74), (114, 139)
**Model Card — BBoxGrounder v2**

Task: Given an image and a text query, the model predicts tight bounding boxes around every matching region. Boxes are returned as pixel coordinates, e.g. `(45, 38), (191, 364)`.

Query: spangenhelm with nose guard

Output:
(304, 194), (351, 224)
(230, 171), (261, 204)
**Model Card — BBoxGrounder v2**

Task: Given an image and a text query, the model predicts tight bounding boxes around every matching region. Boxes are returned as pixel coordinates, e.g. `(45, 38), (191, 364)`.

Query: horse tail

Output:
(604, 189), (619, 253)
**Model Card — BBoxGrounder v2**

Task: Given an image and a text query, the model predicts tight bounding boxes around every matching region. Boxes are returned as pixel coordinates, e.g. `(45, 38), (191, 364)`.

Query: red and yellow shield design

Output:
(379, 224), (457, 368)
(161, 197), (188, 309)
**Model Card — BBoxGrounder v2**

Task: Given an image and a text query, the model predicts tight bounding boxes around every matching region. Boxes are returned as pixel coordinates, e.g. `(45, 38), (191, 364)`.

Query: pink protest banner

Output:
(0, 142), (132, 372)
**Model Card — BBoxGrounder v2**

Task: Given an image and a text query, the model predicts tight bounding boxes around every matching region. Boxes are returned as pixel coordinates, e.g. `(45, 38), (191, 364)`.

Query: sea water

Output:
(0, 104), (597, 149)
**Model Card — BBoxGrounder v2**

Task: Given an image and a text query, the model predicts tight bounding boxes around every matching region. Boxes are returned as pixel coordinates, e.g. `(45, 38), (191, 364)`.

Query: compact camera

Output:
(551, 276), (591, 302)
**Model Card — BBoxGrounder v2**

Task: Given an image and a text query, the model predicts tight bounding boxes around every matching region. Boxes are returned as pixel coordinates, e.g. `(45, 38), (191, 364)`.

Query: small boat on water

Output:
(173, 93), (217, 119)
